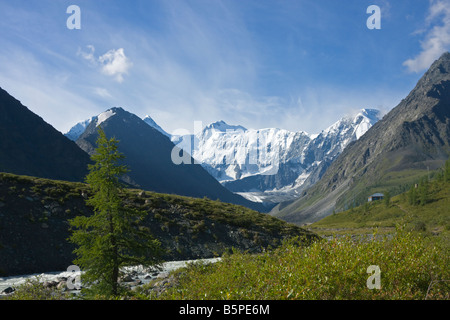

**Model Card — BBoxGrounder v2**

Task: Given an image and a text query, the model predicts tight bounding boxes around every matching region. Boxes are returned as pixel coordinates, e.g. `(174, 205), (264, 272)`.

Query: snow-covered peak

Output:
(359, 108), (381, 120)
(204, 120), (247, 133)
(96, 109), (117, 127)
(352, 109), (381, 139)
(143, 115), (171, 137)
(321, 108), (381, 139)
(66, 109), (172, 141)
(174, 108), (381, 184)
(64, 116), (97, 141)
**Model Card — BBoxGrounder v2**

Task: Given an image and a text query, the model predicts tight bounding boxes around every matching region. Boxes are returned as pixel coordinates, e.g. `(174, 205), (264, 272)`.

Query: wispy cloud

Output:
(403, 0), (450, 73)
(0, 44), (100, 132)
(93, 87), (113, 99)
(77, 45), (96, 65)
(0, 0), (425, 135)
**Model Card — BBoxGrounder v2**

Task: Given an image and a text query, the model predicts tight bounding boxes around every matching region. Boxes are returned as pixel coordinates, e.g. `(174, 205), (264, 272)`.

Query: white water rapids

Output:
(0, 257), (221, 295)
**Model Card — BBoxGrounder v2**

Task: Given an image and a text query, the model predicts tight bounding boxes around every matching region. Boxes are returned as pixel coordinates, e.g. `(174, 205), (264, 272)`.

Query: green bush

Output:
(155, 230), (449, 300)
(5, 277), (69, 300)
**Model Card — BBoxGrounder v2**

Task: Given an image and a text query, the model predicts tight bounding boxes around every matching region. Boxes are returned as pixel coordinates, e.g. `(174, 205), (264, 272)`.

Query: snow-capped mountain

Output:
(65, 108), (381, 205)
(143, 115), (170, 138)
(73, 107), (265, 211)
(65, 113), (169, 140)
(172, 109), (381, 203)
(65, 116), (97, 141)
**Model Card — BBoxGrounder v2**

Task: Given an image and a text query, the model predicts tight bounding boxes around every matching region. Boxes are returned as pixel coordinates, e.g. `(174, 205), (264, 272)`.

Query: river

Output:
(0, 257), (221, 295)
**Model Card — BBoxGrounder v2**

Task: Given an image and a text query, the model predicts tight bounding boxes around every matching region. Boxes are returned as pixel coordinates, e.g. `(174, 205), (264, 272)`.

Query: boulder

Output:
(42, 280), (58, 288)
(1, 287), (14, 294)
(56, 281), (67, 290)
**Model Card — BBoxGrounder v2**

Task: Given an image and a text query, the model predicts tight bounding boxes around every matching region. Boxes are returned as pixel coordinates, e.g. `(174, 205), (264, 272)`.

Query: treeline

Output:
(407, 157), (450, 206)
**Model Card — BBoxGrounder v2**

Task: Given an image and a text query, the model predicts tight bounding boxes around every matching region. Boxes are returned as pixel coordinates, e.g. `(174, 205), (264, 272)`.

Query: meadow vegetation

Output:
(4, 160), (449, 300)
(147, 229), (448, 300)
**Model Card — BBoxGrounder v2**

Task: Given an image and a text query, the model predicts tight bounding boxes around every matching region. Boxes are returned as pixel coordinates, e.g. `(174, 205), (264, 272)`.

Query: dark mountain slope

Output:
(271, 52), (450, 225)
(0, 172), (316, 276)
(76, 107), (267, 212)
(0, 87), (90, 182)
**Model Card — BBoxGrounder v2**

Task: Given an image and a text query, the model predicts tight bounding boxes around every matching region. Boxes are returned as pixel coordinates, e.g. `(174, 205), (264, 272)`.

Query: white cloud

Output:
(403, 0), (450, 73)
(93, 87), (113, 99)
(78, 46), (132, 83)
(77, 45), (96, 65)
(98, 48), (132, 83)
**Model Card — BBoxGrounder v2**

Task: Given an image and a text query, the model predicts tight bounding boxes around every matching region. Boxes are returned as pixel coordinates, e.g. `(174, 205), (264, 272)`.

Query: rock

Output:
(45, 202), (62, 214)
(25, 196), (34, 202)
(1, 287), (14, 294)
(51, 207), (62, 215)
(156, 272), (169, 279)
(41, 223), (49, 229)
(57, 281), (67, 290)
(42, 281), (58, 288)
(120, 274), (134, 283)
(124, 279), (142, 287)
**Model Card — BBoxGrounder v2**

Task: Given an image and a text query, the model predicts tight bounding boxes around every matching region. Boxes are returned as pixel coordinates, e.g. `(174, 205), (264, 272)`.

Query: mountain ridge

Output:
(0, 86), (91, 182)
(271, 52), (450, 225)
(75, 107), (267, 212)
(66, 107), (381, 206)
(176, 108), (381, 204)
(0, 171), (316, 276)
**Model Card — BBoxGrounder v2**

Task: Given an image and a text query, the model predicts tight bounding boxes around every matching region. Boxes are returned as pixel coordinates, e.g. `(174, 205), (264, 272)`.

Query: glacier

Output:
(172, 109), (381, 204)
(65, 108), (381, 205)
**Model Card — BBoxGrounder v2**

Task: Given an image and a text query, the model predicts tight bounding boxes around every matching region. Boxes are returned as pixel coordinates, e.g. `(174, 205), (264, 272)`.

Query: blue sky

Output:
(0, 0), (449, 135)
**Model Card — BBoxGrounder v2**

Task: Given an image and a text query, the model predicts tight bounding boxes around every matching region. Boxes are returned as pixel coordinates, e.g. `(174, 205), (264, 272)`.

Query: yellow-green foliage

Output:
(5, 277), (69, 300)
(155, 230), (449, 300)
(311, 178), (450, 238)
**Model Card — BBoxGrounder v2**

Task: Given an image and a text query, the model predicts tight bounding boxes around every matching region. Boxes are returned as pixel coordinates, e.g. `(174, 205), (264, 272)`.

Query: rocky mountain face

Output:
(0, 87), (91, 182)
(66, 114), (169, 141)
(173, 109), (380, 204)
(0, 172), (316, 276)
(271, 52), (450, 225)
(75, 107), (266, 212)
(66, 106), (380, 206)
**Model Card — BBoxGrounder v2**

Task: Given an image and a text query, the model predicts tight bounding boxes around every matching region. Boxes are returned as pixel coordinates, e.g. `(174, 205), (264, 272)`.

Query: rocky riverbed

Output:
(0, 257), (220, 298)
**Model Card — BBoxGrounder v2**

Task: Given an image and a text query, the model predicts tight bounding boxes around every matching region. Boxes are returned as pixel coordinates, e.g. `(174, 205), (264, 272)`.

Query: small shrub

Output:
(155, 230), (449, 300)
(6, 277), (69, 300)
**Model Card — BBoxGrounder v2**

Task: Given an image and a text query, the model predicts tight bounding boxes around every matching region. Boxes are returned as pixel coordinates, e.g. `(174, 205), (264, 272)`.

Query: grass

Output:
(123, 188), (311, 239)
(0, 171), (314, 242)
(3, 171), (449, 300)
(9, 228), (447, 300)
(309, 177), (450, 241)
(144, 229), (448, 300)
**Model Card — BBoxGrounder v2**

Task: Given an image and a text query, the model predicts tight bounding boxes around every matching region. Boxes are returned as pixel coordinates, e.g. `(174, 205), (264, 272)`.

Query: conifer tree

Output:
(408, 184), (417, 206)
(418, 177), (429, 206)
(445, 157), (450, 182)
(69, 127), (162, 297)
(383, 190), (391, 208)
